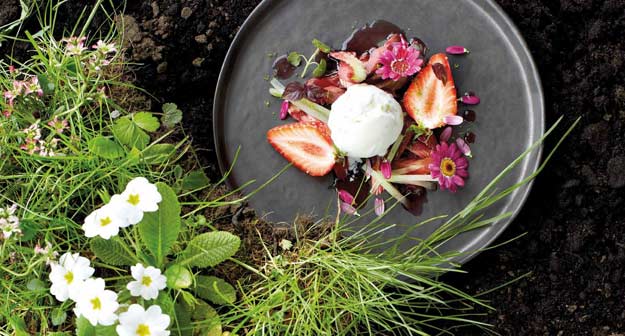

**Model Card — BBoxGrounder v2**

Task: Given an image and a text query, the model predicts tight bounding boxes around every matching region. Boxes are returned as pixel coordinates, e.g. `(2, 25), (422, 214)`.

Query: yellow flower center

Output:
(90, 297), (101, 311)
(64, 271), (74, 284)
(100, 216), (112, 227)
(127, 193), (140, 206)
(440, 158), (456, 177)
(141, 276), (152, 286)
(136, 324), (151, 336)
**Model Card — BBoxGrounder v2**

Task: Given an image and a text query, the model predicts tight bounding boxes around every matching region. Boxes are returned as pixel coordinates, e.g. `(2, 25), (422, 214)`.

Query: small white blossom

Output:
(112, 177), (162, 225)
(127, 263), (167, 300)
(116, 304), (170, 336)
(73, 277), (119, 326)
(82, 200), (130, 239)
(0, 204), (20, 239)
(92, 40), (118, 54)
(49, 252), (94, 302)
(34, 241), (58, 265)
(62, 36), (87, 56)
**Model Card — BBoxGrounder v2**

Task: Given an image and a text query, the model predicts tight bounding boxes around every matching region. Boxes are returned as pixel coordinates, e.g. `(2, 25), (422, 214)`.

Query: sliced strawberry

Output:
(288, 105), (316, 122)
(329, 51), (367, 87)
(267, 121), (336, 176)
(403, 53), (457, 129)
(406, 135), (438, 158)
(392, 157), (433, 175)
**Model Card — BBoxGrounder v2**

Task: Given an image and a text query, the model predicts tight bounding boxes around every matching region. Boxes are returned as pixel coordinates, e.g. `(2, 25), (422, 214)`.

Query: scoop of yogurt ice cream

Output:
(328, 84), (404, 158)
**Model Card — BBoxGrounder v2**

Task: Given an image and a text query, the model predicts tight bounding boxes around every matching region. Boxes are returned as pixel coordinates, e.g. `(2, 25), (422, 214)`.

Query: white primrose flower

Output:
(0, 204), (21, 239)
(49, 252), (94, 302)
(112, 177), (162, 225)
(73, 277), (119, 326)
(116, 304), (170, 336)
(127, 263), (167, 300)
(82, 200), (130, 239)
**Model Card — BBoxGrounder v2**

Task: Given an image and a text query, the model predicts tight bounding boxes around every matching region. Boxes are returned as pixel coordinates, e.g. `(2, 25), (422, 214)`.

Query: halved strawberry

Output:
(407, 135), (438, 158)
(267, 121), (336, 176)
(288, 105), (316, 122)
(403, 53), (457, 129)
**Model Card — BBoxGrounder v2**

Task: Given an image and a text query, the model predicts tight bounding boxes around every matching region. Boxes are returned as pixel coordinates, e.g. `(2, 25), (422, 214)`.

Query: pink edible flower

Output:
(20, 139), (40, 155)
(376, 37), (424, 81)
(445, 45), (470, 55)
(381, 159), (392, 179)
(340, 201), (359, 216)
(460, 92), (480, 105)
(23, 76), (43, 97)
(92, 40), (117, 54)
(338, 189), (355, 205)
(440, 126), (453, 143)
(3, 80), (24, 106)
(428, 141), (469, 192)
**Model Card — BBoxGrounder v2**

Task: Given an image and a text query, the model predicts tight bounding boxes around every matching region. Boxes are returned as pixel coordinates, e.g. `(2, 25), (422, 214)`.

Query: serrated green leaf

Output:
(156, 292), (175, 316)
(287, 51), (301, 67)
(178, 231), (240, 268)
(90, 237), (136, 266)
(133, 112), (160, 132)
(143, 144), (176, 164)
(88, 136), (124, 159)
(76, 316), (96, 336)
(51, 308), (67, 326)
(162, 103), (182, 129)
(138, 182), (181, 266)
(193, 275), (236, 305)
(312, 38), (331, 53)
(112, 117), (149, 149)
(312, 58), (327, 77)
(181, 170), (210, 191)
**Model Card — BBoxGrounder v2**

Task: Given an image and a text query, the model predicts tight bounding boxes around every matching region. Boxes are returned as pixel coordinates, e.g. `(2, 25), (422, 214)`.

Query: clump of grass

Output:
(222, 117), (578, 335)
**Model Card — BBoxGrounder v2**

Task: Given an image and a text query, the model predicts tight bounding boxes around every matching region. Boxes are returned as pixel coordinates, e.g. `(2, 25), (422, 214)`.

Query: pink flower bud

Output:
(443, 115), (463, 126)
(338, 189), (355, 205)
(440, 126), (453, 142)
(8, 65), (15, 74)
(381, 159), (391, 179)
(456, 137), (472, 157)
(279, 100), (289, 120)
(374, 198), (385, 216)
(445, 46), (470, 55)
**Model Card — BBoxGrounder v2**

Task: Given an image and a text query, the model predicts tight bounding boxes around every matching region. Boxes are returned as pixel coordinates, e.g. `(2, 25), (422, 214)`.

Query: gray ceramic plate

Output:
(213, 0), (544, 264)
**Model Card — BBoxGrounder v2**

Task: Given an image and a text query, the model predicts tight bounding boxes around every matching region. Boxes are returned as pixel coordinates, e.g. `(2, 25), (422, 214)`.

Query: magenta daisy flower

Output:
(428, 141), (469, 192)
(375, 38), (424, 81)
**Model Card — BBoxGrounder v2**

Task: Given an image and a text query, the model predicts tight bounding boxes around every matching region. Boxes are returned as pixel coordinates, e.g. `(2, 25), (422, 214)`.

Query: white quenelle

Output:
(73, 277), (119, 326)
(127, 263), (167, 300)
(328, 84), (404, 158)
(49, 252), (95, 302)
(116, 304), (171, 336)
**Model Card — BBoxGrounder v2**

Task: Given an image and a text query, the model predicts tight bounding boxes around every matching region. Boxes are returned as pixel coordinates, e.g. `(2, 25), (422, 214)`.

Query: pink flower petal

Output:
(445, 45), (470, 55)
(338, 189), (355, 204)
(279, 100), (289, 120)
(440, 126), (453, 142)
(461, 94), (480, 105)
(374, 198), (385, 216)
(455, 138), (472, 157)
(340, 201), (358, 216)
(443, 115), (464, 126)
(381, 159), (392, 179)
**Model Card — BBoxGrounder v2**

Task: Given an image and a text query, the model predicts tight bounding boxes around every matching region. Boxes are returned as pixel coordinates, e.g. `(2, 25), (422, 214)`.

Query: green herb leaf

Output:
(76, 316), (96, 336)
(181, 170), (210, 191)
(50, 308), (67, 326)
(178, 231), (240, 268)
(162, 103), (183, 129)
(90, 237), (136, 266)
(287, 51), (301, 67)
(192, 301), (222, 336)
(133, 112), (160, 132)
(192, 275), (237, 305)
(88, 136), (124, 159)
(138, 182), (181, 266)
(312, 38), (331, 53)
(143, 143), (176, 164)
(26, 278), (46, 291)
(112, 117), (150, 149)
(312, 58), (327, 77)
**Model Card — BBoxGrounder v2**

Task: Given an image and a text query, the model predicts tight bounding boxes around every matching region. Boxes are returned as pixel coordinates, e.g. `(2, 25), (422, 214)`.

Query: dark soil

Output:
(2, 0), (625, 335)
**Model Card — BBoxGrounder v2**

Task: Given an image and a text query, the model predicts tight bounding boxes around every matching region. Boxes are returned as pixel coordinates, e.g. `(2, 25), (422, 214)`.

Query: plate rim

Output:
(212, 0), (545, 265)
